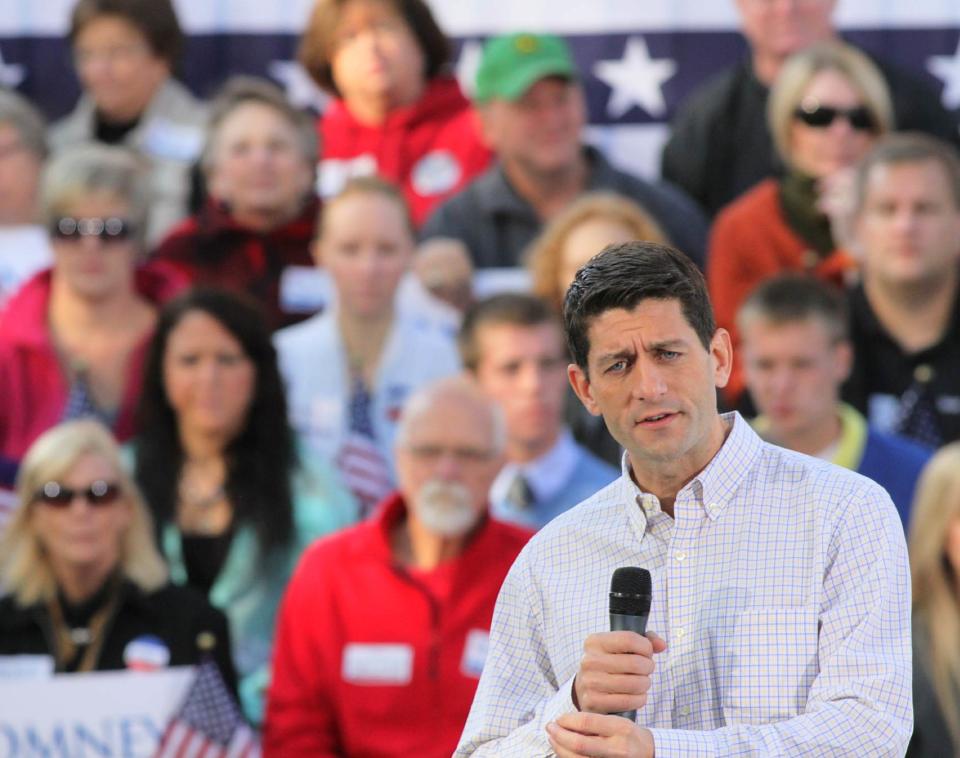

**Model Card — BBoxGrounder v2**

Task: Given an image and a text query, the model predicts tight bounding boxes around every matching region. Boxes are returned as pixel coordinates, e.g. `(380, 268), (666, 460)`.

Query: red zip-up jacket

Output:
(318, 77), (492, 227)
(149, 197), (319, 331)
(0, 265), (184, 487)
(264, 492), (531, 758)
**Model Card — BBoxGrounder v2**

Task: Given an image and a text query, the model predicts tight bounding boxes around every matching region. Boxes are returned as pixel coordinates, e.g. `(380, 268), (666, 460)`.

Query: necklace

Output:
(178, 461), (229, 533)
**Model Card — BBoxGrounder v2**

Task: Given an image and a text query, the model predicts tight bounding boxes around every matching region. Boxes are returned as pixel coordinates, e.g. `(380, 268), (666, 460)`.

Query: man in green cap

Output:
(421, 32), (706, 271)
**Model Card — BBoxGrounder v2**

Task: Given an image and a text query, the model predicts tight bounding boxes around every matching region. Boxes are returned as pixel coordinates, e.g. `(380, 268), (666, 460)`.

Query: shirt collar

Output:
(619, 412), (763, 521)
(490, 428), (579, 508)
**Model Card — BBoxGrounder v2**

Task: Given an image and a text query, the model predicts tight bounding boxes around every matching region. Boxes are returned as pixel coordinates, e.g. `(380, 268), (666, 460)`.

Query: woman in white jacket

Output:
(275, 176), (460, 516)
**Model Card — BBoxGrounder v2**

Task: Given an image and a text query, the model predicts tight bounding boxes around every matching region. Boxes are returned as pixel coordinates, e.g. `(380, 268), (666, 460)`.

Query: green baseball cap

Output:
(474, 33), (577, 103)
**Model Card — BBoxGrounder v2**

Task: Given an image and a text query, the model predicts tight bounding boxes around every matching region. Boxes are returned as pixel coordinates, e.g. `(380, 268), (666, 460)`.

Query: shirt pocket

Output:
(722, 605), (819, 725)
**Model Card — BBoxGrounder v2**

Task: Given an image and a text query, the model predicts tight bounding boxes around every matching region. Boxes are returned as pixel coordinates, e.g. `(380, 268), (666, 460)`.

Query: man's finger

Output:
(585, 630), (653, 655)
(547, 721), (607, 757)
(556, 710), (633, 736)
(647, 631), (668, 653)
(580, 651), (656, 677)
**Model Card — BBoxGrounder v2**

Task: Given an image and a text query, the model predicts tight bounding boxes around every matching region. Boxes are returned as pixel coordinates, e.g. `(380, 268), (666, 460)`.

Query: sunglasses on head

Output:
(50, 216), (133, 242)
(794, 102), (876, 132)
(34, 480), (123, 508)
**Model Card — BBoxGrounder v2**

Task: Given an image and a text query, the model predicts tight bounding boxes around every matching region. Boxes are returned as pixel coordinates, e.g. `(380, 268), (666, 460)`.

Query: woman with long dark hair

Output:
(132, 287), (356, 723)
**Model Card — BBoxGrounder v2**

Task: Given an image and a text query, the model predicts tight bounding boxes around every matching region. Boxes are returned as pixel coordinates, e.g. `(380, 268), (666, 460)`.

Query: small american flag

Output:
(154, 659), (260, 758)
(338, 375), (393, 518)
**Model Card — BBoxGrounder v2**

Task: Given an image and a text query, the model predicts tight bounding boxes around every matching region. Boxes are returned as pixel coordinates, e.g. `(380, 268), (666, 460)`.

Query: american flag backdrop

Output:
(0, 0), (958, 180)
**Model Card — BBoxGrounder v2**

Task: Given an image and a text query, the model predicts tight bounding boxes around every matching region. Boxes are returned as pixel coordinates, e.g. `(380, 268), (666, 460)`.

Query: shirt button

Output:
(675, 627), (685, 639)
(680, 705), (691, 717)
(674, 550), (687, 562)
(915, 364), (934, 383)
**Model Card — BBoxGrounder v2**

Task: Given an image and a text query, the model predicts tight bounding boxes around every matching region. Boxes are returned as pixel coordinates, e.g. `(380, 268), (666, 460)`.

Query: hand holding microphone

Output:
(572, 567), (666, 718)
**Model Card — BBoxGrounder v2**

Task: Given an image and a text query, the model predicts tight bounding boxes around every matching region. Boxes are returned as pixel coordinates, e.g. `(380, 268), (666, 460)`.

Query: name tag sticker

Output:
(460, 629), (489, 678)
(0, 654), (54, 679)
(342, 643), (413, 685)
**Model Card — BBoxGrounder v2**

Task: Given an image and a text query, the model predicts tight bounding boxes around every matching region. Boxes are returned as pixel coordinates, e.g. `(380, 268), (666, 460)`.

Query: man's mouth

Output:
(636, 411), (677, 426)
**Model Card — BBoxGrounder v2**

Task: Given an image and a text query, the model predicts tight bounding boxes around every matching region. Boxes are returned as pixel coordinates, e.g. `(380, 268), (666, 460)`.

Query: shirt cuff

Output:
(647, 727), (718, 758)
(541, 674), (579, 727)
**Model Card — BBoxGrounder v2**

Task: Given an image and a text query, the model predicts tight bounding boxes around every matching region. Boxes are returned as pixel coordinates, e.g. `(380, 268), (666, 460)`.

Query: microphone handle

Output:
(609, 611), (649, 721)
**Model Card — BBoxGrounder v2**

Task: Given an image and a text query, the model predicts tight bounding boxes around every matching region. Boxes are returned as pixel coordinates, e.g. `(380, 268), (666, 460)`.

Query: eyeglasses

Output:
(406, 444), (496, 465)
(794, 102), (877, 132)
(33, 480), (123, 508)
(51, 217), (134, 242)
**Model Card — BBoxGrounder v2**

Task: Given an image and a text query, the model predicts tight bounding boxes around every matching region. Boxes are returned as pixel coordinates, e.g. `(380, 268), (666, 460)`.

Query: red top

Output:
(264, 492), (532, 758)
(707, 179), (856, 405)
(0, 266), (184, 487)
(319, 77), (492, 227)
(149, 197), (319, 331)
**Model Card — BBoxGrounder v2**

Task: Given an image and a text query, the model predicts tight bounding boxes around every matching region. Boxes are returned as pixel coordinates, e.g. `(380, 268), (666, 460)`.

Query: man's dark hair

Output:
(854, 132), (960, 213)
(563, 242), (715, 371)
(737, 274), (849, 342)
(459, 292), (558, 371)
(69, 0), (184, 69)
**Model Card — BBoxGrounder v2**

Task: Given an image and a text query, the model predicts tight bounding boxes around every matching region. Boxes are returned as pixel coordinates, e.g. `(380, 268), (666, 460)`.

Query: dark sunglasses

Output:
(50, 216), (134, 242)
(794, 103), (877, 132)
(34, 480), (123, 508)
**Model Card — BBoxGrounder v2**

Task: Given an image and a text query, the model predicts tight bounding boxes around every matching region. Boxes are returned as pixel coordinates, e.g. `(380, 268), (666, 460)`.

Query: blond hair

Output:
(767, 40), (893, 169)
(525, 192), (669, 312)
(0, 420), (167, 607)
(316, 174), (415, 240)
(909, 442), (960, 746)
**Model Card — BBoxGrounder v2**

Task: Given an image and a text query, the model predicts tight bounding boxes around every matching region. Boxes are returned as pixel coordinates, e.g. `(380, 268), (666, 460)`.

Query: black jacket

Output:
(0, 580), (237, 695)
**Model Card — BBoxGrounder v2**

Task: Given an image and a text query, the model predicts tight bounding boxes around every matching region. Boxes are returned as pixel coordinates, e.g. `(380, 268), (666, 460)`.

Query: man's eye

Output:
(658, 351), (681, 361)
(606, 360), (627, 374)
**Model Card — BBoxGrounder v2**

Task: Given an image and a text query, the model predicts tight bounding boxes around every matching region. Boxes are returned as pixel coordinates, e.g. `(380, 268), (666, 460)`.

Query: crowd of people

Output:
(0, 0), (958, 755)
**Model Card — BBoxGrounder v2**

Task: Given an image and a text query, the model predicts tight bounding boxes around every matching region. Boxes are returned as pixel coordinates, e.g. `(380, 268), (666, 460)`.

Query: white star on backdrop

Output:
(0, 46), (25, 89)
(593, 36), (676, 119)
(268, 60), (330, 112)
(928, 39), (960, 110)
(456, 40), (484, 98)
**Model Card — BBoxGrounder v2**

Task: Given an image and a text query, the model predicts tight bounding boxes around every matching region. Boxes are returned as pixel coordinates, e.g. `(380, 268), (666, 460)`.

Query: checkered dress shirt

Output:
(456, 413), (912, 757)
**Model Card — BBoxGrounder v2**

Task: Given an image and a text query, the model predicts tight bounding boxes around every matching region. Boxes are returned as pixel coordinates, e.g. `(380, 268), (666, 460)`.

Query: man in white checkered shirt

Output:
(455, 242), (911, 757)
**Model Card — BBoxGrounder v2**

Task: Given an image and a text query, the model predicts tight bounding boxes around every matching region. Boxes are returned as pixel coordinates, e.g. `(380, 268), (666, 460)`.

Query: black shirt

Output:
(0, 580), (237, 695)
(842, 282), (960, 447)
(182, 529), (235, 595)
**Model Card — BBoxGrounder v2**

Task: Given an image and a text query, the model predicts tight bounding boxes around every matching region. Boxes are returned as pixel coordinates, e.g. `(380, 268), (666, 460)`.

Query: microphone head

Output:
(610, 567), (651, 617)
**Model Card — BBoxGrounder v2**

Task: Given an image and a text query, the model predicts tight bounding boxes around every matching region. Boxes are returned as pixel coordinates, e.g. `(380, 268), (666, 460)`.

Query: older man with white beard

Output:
(264, 376), (533, 758)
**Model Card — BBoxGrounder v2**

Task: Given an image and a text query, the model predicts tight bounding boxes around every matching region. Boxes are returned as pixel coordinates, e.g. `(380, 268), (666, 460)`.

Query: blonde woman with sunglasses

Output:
(706, 40), (892, 408)
(0, 420), (236, 689)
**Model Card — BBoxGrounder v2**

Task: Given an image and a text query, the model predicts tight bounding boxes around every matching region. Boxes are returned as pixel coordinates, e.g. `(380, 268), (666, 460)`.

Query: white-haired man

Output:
(264, 376), (532, 758)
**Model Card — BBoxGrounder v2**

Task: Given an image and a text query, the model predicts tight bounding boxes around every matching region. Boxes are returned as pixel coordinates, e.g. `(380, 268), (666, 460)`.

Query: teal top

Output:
(127, 442), (358, 724)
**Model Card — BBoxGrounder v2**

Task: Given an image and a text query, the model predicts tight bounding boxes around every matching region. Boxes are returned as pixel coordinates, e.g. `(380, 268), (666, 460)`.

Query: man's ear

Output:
(710, 328), (734, 389)
(474, 104), (498, 151)
(833, 340), (853, 384)
(568, 363), (602, 417)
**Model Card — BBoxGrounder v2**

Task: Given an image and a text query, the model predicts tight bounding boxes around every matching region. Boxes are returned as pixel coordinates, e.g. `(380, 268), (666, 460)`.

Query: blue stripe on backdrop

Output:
(4, 28), (959, 123)
(1, 27), (958, 181)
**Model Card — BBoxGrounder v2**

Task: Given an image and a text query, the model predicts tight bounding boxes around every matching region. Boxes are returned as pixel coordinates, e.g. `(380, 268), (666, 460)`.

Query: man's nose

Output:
(630, 361), (667, 401)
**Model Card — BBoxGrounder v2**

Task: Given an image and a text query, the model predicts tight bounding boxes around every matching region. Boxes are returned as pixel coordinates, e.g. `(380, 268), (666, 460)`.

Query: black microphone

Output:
(609, 566), (652, 721)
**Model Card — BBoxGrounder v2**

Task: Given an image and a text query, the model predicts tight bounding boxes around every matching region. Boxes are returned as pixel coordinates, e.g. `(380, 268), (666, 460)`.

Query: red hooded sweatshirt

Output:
(318, 76), (492, 226)
(264, 492), (531, 758)
(0, 266), (184, 488)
